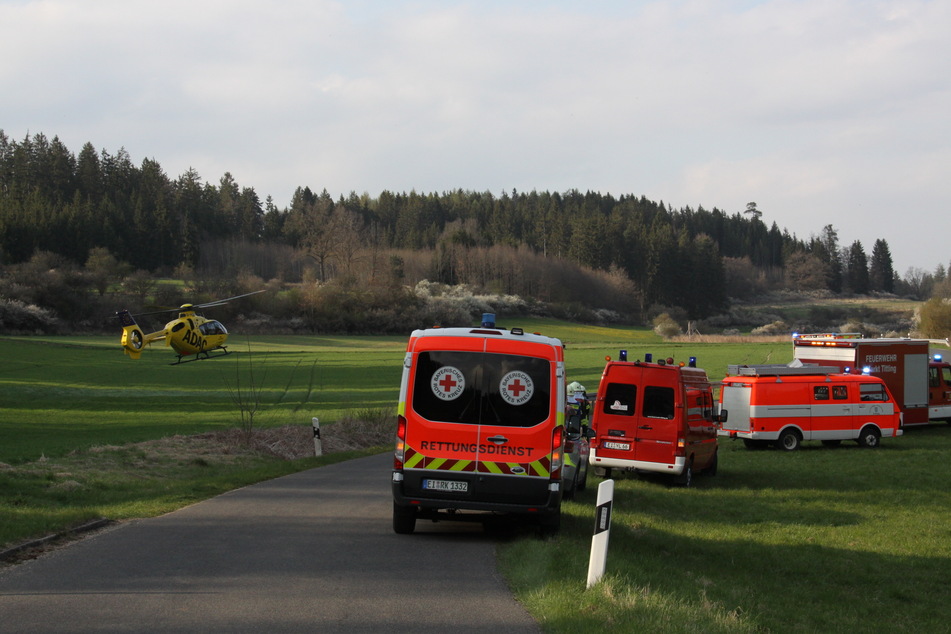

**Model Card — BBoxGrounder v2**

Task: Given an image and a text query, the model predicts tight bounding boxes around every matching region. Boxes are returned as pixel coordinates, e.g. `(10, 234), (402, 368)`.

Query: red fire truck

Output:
(792, 333), (951, 425)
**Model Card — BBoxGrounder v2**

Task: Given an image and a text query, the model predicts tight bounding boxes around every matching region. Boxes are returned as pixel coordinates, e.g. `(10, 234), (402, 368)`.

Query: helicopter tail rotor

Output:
(117, 310), (148, 359)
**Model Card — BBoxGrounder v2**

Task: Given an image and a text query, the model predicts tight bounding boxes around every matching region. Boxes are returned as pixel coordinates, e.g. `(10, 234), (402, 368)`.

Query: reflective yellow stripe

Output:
(449, 460), (471, 471)
(483, 461), (504, 474)
(531, 461), (550, 478)
(397, 402), (406, 416)
(428, 457), (448, 470)
(405, 452), (424, 468)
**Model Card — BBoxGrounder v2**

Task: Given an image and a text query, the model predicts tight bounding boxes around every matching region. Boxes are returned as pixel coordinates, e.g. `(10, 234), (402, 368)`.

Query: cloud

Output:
(2, 0), (949, 271)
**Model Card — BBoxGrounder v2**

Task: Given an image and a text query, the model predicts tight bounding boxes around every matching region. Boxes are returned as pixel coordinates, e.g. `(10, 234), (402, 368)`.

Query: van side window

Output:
(602, 383), (636, 417)
(832, 386), (848, 400)
(702, 392), (713, 420)
(859, 383), (887, 401)
(930, 367), (941, 388)
(814, 386), (830, 400)
(643, 386), (674, 419)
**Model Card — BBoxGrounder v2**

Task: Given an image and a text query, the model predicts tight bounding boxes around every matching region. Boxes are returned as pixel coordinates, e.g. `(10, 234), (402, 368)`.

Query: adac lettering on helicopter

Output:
(180, 328), (207, 351)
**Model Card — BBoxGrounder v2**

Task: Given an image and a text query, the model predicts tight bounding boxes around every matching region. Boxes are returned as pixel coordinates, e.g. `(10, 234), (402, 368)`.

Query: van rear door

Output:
(597, 364), (679, 465)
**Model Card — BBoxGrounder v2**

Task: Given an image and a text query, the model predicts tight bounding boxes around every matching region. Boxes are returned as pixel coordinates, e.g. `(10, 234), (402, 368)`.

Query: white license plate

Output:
(423, 478), (468, 492)
(603, 441), (631, 451)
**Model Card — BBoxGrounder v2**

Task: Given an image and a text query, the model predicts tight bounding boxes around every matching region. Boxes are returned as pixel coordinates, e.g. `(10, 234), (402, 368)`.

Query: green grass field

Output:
(500, 424), (951, 632)
(4, 325), (948, 631)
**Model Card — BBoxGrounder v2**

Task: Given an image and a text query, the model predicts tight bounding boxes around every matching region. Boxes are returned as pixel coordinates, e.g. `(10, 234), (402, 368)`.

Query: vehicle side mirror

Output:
(715, 409), (728, 424)
(583, 425), (596, 439)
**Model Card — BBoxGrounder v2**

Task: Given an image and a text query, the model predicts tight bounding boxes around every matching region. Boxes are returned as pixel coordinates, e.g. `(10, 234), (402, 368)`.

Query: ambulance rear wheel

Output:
(577, 460), (588, 492)
(539, 506), (561, 538)
(393, 502), (417, 534)
(777, 429), (801, 451)
(857, 426), (881, 448)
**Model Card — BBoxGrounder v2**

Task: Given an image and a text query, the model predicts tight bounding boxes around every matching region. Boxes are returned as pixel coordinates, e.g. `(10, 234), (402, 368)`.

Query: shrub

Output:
(752, 320), (789, 335)
(653, 312), (682, 338)
(0, 297), (60, 333)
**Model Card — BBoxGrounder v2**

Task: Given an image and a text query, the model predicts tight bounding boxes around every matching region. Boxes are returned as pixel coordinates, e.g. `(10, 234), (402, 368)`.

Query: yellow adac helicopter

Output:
(116, 291), (264, 364)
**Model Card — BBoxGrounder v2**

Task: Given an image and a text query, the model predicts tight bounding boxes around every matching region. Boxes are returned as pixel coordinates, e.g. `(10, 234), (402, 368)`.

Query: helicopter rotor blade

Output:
(193, 289), (266, 309)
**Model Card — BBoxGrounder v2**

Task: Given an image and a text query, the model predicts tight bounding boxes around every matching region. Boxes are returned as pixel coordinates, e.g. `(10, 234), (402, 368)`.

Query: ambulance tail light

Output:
(550, 427), (564, 479)
(394, 415), (407, 470)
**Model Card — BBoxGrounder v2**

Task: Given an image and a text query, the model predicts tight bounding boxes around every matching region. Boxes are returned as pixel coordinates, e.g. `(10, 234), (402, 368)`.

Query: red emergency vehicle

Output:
(718, 364), (902, 450)
(792, 333), (951, 425)
(392, 314), (566, 535)
(588, 352), (719, 487)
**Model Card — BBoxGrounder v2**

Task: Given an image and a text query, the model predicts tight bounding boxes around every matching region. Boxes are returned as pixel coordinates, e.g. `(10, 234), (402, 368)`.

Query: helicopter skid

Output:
(171, 346), (230, 365)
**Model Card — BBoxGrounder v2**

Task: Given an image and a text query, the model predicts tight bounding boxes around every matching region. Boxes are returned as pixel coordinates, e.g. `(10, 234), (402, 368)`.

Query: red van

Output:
(588, 353), (719, 486)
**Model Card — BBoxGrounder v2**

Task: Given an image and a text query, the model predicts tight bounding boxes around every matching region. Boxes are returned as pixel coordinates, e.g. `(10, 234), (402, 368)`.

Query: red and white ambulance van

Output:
(392, 314), (566, 535)
(718, 364), (902, 450)
(588, 352), (719, 487)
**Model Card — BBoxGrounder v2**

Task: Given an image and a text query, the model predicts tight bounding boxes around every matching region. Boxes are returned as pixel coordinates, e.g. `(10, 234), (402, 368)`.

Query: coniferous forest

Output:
(2, 131), (949, 336)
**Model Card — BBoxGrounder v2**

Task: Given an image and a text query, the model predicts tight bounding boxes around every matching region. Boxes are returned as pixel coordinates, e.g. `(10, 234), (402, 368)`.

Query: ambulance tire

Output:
(777, 429), (801, 452)
(563, 470), (578, 500)
(393, 502), (417, 534)
(857, 425), (881, 448)
(577, 460), (588, 492)
(539, 506), (561, 538)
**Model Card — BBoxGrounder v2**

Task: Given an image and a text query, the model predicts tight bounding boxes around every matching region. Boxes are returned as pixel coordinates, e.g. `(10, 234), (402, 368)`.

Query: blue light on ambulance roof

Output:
(862, 366), (872, 375)
(935, 353), (943, 362)
(481, 313), (496, 328)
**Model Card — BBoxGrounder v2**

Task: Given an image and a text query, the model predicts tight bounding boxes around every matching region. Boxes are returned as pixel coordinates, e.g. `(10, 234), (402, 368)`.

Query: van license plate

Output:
(603, 441), (631, 451)
(423, 479), (468, 492)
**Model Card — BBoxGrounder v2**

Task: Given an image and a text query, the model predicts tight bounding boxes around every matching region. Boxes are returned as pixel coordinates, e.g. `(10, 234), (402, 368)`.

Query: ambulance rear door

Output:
(404, 335), (559, 504)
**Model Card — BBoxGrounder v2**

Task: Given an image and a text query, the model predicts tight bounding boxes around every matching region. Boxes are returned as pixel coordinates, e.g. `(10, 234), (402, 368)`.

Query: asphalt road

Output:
(0, 452), (541, 633)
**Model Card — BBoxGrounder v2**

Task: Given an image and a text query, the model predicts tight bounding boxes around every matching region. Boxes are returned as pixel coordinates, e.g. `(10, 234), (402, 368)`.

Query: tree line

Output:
(2, 131), (947, 331)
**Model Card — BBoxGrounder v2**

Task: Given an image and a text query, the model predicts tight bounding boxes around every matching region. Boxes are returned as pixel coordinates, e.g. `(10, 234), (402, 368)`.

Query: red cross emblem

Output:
(439, 373), (457, 392)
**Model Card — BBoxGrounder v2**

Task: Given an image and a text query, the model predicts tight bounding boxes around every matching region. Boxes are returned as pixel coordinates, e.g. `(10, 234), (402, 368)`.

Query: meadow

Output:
(3, 324), (949, 632)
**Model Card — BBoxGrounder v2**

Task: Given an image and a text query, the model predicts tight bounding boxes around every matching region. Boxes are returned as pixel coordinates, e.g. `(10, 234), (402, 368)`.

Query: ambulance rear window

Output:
(412, 351), (551, 427)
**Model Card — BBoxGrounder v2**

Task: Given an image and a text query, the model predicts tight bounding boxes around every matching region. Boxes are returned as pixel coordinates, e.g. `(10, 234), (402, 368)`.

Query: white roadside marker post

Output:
(586, 478), (614, 588)
(312, 417), (323, 457)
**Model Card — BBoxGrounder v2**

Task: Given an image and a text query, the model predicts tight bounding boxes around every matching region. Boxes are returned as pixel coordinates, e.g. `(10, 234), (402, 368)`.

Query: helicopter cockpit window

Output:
(199, 321), (227, 336)
(171, 322), (186, 333)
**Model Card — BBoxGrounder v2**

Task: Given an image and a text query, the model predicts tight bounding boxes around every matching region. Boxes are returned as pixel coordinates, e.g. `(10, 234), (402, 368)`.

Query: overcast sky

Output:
(3, 0), (949, 274)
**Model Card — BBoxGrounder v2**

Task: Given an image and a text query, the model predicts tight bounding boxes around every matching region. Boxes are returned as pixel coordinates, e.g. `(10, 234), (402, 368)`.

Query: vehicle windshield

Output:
(412, 350), (551, 427)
